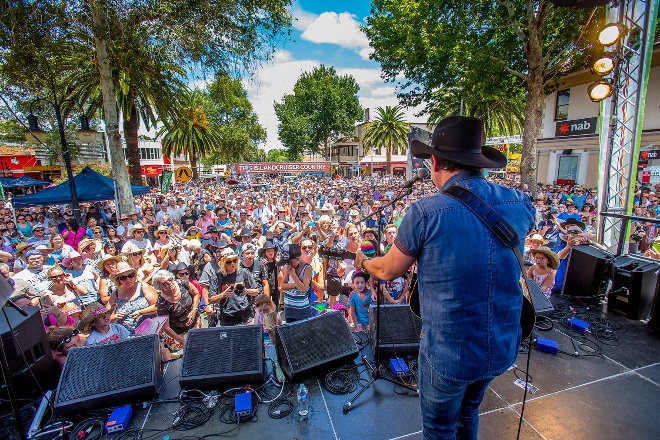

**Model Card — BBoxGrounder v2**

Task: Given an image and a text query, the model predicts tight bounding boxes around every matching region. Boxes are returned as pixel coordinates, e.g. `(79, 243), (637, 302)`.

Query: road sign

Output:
(175, 166), (192, 182)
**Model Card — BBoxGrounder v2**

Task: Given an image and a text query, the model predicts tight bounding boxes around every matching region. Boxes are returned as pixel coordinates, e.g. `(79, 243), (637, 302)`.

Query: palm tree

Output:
(158, 89), (222, 181)
(362, 106), (410, 175)
(64, 22), (186, 185)
(426, 85), (525, 138)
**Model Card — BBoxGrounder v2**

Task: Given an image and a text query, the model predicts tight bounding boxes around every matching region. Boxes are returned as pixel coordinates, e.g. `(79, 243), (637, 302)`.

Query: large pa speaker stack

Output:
(274, 311), (358, 380)
(54, 334), (161, 414)
(0, 306), (57, 397)
(369, 304), (422, 357)
(563, 245), (614, 298)
(180, 325), (264, 389)
(608, 254), (660, 320)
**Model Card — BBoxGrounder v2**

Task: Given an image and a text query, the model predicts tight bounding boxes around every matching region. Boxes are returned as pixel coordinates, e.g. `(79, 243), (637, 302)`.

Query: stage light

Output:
(592, 55), (615, 76)
(599, 24), (622, 46)
(587, 80), (614, 102)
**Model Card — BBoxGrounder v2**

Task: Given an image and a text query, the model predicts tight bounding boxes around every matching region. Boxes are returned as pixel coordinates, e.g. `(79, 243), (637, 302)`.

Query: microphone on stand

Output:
(401, 168), (429, 189)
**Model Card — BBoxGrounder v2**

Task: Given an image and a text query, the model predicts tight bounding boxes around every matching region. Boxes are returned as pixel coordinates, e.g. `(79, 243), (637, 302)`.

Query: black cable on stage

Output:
(172, 402), (213, 431)
(267, 398), (293, 419)
(534, 315), (554, 331)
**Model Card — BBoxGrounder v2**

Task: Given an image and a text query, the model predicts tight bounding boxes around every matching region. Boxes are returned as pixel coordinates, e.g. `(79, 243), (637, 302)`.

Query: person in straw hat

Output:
(527, 246), (559, 298)
(523, 233), (549, 266)
(12, 241), (32, 273)
(124, 223), (153, 254)
(79, 302), (130, 345)
(97, 254), (122, 305)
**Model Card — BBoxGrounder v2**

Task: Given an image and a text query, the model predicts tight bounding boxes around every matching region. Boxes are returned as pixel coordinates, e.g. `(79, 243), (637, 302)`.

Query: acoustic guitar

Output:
(407, 268), (536, 341)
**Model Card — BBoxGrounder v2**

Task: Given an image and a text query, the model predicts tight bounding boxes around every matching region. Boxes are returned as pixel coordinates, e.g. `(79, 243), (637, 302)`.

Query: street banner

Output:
(161, 170), (173, 194)
(232, 162), (330, 174)
(0, 180), (5, 201)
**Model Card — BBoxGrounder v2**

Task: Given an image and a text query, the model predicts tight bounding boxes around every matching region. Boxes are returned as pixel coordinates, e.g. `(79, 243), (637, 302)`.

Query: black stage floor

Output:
(8, 296), (660, 440)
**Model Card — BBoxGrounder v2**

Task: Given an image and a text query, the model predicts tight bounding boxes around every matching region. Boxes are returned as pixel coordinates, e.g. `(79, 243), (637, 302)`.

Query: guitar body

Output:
(408, 272), (536, 342)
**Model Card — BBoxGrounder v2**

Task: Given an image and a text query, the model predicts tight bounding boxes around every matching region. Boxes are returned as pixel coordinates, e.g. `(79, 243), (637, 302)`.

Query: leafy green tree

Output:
(365, 0), (599, 191)
(362, 106), (410, 175)
(1, 0), (292, 213)
(159, 90), (222, 181)
(267, 149), (296, 162)
(64, 21), (186, 185)
(202, 72), (266, 164)
(275, 64), (364, 160)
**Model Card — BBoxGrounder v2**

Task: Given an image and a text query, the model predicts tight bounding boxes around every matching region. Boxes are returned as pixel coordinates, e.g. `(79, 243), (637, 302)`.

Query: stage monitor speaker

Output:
(54, 334), (160, 415)
(180, 325), (263, 389)
(274, 311), (358, 380)
(563, 245), (614, 297)
(608, 254), (660, 320)
(369, 304), (422, 357)
(0, 306), (57, 397)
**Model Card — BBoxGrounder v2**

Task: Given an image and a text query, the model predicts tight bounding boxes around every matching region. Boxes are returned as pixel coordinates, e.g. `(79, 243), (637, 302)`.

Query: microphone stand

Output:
(343, 185), (417, 413)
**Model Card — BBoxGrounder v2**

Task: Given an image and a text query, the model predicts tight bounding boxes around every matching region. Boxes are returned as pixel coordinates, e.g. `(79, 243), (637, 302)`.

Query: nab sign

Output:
(555, 117), (598, 137)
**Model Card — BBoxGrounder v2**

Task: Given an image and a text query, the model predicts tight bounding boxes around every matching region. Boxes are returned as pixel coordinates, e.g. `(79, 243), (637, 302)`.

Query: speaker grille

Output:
(180, 325), (263, 389)
(369, 304), (421, 356)
(55, 335), (160, 414)
(275, 312), (358, 379)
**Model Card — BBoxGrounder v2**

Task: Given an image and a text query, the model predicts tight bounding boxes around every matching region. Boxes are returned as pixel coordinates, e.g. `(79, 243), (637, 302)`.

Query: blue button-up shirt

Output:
(396, 171), (535, 382)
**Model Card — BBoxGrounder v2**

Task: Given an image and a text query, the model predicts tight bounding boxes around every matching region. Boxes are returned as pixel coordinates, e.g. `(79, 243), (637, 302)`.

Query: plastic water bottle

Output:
(297, 383), (309, 419)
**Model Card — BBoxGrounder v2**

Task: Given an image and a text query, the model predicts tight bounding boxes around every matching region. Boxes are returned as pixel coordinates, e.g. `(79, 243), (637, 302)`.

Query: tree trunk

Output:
(89, 0), (135, 216)
(386, 143), (392, 175)
(520, 10), (545, 197)
(123, 101), (143, 185)
(190, 148), (198, 181)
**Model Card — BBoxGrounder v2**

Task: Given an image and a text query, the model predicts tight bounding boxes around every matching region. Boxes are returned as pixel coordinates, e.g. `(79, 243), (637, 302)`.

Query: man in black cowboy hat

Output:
(353, 116), (535, 439)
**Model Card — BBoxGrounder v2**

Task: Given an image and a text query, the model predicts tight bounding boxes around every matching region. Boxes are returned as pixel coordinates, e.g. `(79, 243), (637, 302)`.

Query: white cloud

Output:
(244, 56), (427, 151)
(290, 4), (318, 31)
(243, 51), (321, 151)
(301, 12), (370, 50)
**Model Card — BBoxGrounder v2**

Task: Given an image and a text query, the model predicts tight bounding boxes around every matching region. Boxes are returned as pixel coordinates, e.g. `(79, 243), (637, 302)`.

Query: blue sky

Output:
(242, 0), (426, 150)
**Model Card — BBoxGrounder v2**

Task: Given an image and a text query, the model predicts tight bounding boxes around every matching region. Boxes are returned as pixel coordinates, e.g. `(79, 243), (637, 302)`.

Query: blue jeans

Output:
(419, 353), (494, 440)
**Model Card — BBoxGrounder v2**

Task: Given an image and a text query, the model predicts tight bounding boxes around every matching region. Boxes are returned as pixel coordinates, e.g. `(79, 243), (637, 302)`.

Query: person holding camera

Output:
(200, 247), (258, 327)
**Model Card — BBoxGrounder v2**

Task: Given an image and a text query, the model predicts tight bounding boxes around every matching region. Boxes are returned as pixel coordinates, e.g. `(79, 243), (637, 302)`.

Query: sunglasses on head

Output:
(57, 329), (80, 350)
(118, 273), (136, 281)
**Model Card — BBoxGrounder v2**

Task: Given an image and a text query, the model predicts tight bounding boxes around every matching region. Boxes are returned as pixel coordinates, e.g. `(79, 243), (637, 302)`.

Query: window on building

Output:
(555, 89), (570, 121)
(557, 155), (578, 182)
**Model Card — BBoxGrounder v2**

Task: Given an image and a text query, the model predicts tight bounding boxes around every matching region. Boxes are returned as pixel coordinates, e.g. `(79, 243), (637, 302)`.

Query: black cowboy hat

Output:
(410, 116), (507, 168)
(277, 243), (302, 267)
(258, 240), (278, 258)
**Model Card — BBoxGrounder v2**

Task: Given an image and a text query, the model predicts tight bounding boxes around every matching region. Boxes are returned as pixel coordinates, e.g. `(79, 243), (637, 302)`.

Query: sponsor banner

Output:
(161, 170), (173, 194)
(141, 165), (164, 177)
(640, 150), (660, 160)
(233, 162), (330, 174)
(555, 117), (598, 137)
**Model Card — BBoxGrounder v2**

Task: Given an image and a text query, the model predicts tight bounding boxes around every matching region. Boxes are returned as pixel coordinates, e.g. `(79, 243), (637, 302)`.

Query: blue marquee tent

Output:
(11, 166), (151, 208)
(0, 176), (50, 188)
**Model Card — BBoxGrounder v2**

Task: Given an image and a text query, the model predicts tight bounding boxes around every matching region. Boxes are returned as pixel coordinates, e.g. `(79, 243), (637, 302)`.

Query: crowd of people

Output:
(2, 166), (657, 379)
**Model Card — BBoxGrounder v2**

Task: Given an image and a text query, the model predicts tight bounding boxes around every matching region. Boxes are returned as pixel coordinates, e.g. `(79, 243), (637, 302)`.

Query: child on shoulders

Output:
(527, 246), (559, 298)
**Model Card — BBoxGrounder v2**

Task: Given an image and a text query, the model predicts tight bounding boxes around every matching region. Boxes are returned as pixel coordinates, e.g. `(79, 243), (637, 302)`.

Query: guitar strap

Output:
(443, 185), (535, 310)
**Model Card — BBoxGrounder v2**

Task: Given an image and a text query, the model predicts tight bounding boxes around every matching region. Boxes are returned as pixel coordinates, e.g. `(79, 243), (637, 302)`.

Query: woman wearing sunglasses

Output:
(45, 265), (87, 309)
(151, 270), (201, 351)
(108, 262), (158, 332)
